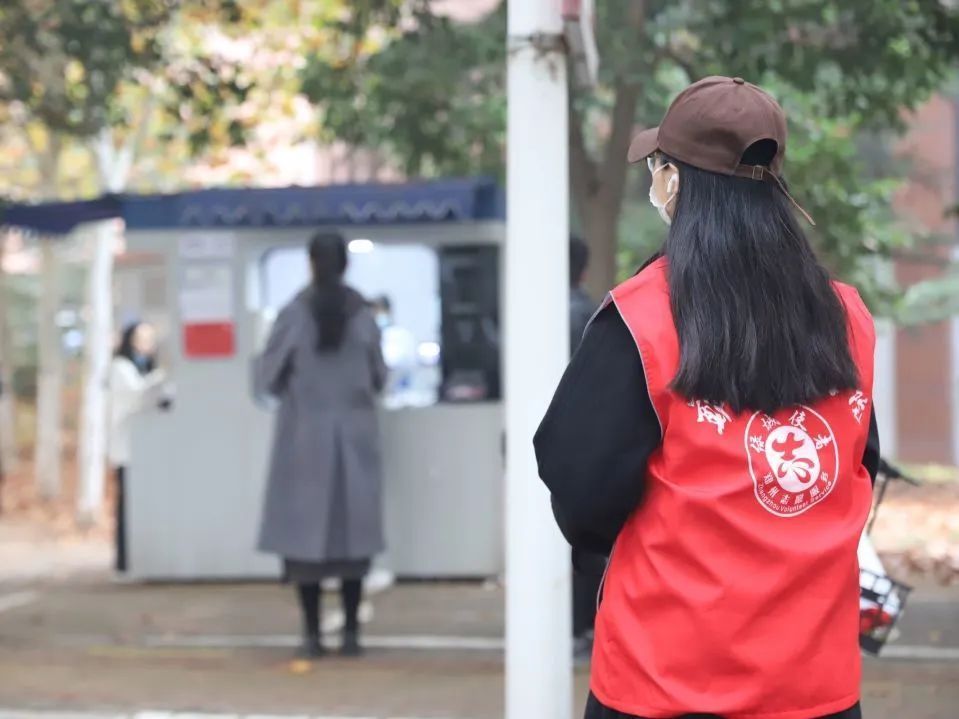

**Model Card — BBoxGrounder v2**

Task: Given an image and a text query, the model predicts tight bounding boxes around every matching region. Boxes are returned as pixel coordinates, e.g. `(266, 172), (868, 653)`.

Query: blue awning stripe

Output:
(1, 178), (503, 235)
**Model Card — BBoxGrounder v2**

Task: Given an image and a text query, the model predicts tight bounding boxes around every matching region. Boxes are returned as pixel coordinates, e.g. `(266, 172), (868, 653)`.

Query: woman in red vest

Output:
(536, 77), (879, 719)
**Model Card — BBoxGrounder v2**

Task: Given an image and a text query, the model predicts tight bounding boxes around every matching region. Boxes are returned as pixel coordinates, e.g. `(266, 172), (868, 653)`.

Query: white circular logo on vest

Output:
(745, 406), (839, 517)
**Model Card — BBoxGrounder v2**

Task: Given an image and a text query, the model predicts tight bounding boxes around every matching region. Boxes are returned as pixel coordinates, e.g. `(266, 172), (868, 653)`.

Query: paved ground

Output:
(1, 577), (958, 719)
(0, 518), (108, 586)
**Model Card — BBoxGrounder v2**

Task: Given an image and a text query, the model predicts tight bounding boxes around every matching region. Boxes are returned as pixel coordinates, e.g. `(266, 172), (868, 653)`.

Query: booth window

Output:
(439, 246), (500, 402)
(257, 242), (500, 406)
(258, 242), (441, 408)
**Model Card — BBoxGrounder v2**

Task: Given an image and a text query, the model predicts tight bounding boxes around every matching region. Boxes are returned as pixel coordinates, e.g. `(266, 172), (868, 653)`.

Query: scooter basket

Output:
(859, 568), (912, 655)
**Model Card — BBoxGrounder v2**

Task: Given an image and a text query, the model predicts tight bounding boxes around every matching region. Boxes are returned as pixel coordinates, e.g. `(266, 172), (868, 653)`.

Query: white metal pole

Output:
(77, 221), (115, 524)
(36, 240), (63, 499)
(505, 2), (572, 718)
(77, 132), (127, 525)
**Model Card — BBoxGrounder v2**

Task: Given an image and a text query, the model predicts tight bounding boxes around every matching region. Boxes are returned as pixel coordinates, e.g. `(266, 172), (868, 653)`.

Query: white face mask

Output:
(649, 163), (678, 226)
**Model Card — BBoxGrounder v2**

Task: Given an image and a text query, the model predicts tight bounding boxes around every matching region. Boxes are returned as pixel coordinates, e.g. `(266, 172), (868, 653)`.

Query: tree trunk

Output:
(36, 134), (61, 198)
(34, 133), (64, 497)
(76, 221), (115, 525)
(569, 76), (641, 299)
(581, 194), (621, 298)
(568, 1), (647, 299)
(35, 242), (63, 499)
(0, 236), (17, 476)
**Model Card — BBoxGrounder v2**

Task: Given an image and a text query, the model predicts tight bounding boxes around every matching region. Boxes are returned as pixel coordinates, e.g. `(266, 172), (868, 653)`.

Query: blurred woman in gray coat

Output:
(256, 231), (386, 658)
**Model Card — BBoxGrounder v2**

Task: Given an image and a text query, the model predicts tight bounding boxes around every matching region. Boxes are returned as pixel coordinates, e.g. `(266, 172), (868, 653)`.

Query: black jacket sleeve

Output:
(864, 407), (880, 485)
(535, 304), (883, 554)
(534, 304), (661, 555)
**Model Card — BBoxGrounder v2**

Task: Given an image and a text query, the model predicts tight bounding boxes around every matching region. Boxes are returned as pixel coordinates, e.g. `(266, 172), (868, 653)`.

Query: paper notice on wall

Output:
(179, 264), (233, 322)
(179, 263), (235, 358)
(179, 234), (235, 261)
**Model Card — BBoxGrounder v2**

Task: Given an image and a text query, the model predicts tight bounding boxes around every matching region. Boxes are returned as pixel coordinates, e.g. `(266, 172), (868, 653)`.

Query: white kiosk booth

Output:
(9, 179), (506, 580)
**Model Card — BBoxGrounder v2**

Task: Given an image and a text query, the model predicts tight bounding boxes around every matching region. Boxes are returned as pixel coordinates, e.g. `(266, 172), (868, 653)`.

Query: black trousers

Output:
(584, 693), (862, 719)
(115, 467), (127, 573)
(296, 580), (363, 638)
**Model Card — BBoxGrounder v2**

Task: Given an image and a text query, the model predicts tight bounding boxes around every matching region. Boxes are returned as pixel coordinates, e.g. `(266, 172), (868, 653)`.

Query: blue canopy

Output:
(2, 178), (504, 235)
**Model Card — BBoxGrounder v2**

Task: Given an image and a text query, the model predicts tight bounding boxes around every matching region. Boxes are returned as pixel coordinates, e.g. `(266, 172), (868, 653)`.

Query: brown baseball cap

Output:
(629, 76), (814, 224)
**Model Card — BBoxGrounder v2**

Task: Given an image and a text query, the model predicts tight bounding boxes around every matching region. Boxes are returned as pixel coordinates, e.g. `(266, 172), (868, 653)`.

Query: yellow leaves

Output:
(131, 30), (147, 55)
(278, 94), (298, 116)
(25, 124), (51, 153)
(0, 122), (99, 201)
(64, 59), (85, 86)
(190, 78), (210, 103)
(287, 658), (314, 674)
(208, 121), (229, 147)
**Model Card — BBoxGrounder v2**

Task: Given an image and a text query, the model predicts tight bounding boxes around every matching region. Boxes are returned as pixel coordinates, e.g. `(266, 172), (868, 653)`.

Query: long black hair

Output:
(116, 322), (156, 376)
(308, 231), (349, 351)
(661, 145), (859, 415)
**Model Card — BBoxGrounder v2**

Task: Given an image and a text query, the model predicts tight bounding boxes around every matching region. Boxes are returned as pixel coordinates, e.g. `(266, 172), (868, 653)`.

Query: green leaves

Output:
(296, 0), (959, 320)
(301, 1), (506, 177)
(163, 53), (255, 156)
(7, 0), (952, 321)
(894, 268), (959, 326)
(695, 1), (959, 130)
(0, 0), (319, 194)
(660, 1), (959, 316)
(0, 0), (173, 137)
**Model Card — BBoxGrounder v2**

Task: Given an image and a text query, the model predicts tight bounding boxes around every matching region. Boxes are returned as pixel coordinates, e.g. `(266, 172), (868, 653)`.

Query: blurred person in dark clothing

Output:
(256, 231), (387, 659)
(569, 236), (596, 356)
(568, 236), (608, 662)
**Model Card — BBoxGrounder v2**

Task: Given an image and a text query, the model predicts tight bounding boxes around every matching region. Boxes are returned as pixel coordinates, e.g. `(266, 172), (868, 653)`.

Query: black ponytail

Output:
(308, 232), (349, 351)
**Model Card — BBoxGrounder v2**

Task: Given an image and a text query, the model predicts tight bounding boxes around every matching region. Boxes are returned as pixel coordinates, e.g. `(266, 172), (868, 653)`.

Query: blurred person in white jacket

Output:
(109, 322), (166, 573)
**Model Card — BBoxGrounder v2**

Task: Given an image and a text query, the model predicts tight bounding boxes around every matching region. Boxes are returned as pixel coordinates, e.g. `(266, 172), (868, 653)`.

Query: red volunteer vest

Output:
(592, 257), (875, 719)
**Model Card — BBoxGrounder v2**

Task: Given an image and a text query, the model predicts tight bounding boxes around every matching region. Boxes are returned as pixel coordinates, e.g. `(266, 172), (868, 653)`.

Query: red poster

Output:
(183, 322), (235, 358)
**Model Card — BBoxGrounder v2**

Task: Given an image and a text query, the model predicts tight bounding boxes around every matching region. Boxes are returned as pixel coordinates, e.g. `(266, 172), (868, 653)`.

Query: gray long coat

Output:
(255, 287), (387, 563)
